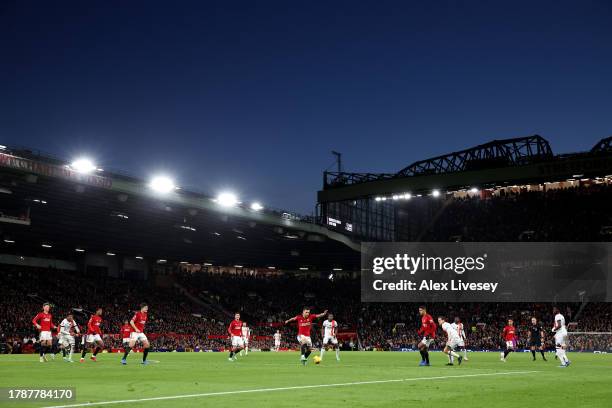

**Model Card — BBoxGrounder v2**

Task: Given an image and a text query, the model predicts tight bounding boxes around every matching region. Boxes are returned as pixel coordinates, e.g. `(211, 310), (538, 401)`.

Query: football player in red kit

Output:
(80, 308), (104, 362)
(417, 306), (436, 366)
(501, 319), (517, 362)
(122, 303), (150, 365)
(32, 302), (56, 362)
(285, 307), (327, 365)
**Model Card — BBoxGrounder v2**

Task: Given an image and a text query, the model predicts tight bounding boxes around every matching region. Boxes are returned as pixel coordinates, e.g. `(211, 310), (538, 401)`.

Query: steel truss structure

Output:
(324, 135), (553, 188)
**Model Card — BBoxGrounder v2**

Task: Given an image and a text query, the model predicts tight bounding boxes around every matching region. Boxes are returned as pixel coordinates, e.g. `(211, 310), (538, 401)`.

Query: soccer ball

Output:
(313, 356), (321, 364)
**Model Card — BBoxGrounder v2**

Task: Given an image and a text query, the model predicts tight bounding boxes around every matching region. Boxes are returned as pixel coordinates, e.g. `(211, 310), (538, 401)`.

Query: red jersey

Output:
(418, 313), (437, 338)
(228, 319), (243, 336)
(132, 311), (147, 332)
(295, 314), (316, 337)
(32, 312), (55, 332)
(121, 324), (132, 339)
(502, 325), (516, 341)
(87, 314), (103, 335)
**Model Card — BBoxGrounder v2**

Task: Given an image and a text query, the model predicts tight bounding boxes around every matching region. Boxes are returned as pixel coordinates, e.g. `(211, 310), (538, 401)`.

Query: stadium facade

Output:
(318, 135), (612, 241)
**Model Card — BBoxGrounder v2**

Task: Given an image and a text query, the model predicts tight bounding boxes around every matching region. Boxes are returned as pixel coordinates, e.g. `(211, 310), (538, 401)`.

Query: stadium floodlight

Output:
(217, 192), (238, 207)
(149, 176), (176, 194)
(432, 189), (441, 197)
(299, 267), (309, 270)
(41, 243), (52, 248)
(71, 158), (97, 174)
(268, 266), (276, 270)
(203, 262), (212, 266)
(333, 267), (342, 271)
(135, 256), (144, 260)
(157, 259), (167, 264)
(374, 197), (382, 202)
(4, 239), (15, 243)
(470, 187), (479, 194)
(75, 248), (85, 252)
(392, 195), (399, 200)
(250, 202), (264, 211)
(404, 193), (412, 200)
(106, 252), (116, 256)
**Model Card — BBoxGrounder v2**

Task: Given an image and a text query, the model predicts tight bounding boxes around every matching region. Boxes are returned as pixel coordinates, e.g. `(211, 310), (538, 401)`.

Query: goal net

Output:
(567, 332), (612, 353)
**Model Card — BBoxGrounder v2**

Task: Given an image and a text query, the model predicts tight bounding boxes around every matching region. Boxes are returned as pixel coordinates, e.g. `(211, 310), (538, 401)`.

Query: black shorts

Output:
(528, 339), (542, 347)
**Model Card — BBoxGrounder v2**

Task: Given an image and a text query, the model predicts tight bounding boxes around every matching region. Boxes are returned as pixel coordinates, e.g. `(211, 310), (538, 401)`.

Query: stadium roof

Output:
(0, 146), (359, 270)
(319, 135), (612, 203)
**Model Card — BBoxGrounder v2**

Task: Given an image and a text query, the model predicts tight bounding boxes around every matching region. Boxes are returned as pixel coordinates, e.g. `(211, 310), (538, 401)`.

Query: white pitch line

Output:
(43, 370), (538, 408)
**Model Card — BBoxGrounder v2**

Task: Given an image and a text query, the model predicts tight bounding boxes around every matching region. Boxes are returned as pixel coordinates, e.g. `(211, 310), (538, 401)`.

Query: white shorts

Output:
(86, 334), (102, 343)
(554, 330), (568, 347)
(419, 337), (435, 348)
(505, 340), (515, 349)
(231, 336), (244, 347)
(457, 340), (465, 348)
(274, 341), (281, 347)
(39, 331), (52, 342)
(447, 337), (461, 350)
(297, 335), (312, 347)
(58, 334), (75, 347)
(122, 338), (130, 345)
(243, 337), (249, 345)
(323, 335), (338, 345)
(130, 332), (148, 343)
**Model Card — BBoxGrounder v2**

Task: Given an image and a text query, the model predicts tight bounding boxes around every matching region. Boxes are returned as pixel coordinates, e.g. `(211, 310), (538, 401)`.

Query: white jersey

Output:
(241, 327), (251, 339)
(59, 319), (79, 336)
(273, 333), (281, 343)
(451, 322), (466, 340)
(442, 322), (461, 341)
(553, 313), (567, 333)
(322, 320), (338, 338)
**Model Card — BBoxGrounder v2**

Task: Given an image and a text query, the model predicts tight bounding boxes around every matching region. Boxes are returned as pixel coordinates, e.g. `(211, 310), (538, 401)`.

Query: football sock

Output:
(540, 351), (546, 359)
(229, 350), (234, 358)
(305, 349), (312, 359)
(503, 349), (512, 358)
(320, 348), (325, 360)
(419, 349), (425, 361)
(531, 350), (536, 359)
(81, 349), (87, 358)
(93, 347), (101, 356)
(143, 348), (149, 362)
(122, 347), (131, 360)
(424, 350), (429, 363)
(335, 348), (340, 360)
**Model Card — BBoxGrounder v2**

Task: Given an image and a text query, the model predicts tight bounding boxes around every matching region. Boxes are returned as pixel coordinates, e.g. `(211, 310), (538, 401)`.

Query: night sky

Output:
(2, 1), (611, 214)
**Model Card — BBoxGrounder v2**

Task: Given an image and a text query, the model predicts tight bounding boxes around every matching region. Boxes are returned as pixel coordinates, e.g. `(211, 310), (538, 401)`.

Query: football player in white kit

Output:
(552, 306), (571, 367)
(240, 323), (251, 356)
(57, 313), (80, 362)
(438, 316), (463, 366)
(273, 330), (281, 351)
(320, 313), (340, 362)
(450, 317), (468, 362)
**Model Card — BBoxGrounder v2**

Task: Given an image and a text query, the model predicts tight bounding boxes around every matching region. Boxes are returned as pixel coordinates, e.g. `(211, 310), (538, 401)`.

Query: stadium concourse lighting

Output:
(333, 267), (343, 271)
(71, 158), (97, 174)
(75, 248), (85, 252)
(250, 202), (264, 211)
(299, 267), (309, 270)
(135, 256), (144, 260)
(432, 189), (441, 197)
(217, 192), (238, 207)
(149, 176), (176, 194)
(470, 187), (479, 193)
(41, 244), (52, 248)
(4, 239), (15, 243)
(106, 252), (116, 256)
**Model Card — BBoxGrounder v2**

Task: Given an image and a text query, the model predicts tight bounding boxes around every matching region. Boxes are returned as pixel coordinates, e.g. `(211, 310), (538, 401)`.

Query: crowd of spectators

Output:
(398, 184), (612, 242)
(1, 184), (612, 353)
(1, 266), (611, 353)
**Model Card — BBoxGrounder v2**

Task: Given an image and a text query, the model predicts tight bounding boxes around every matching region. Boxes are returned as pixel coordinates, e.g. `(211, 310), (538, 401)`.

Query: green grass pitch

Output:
(0, 351), (610, 407)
